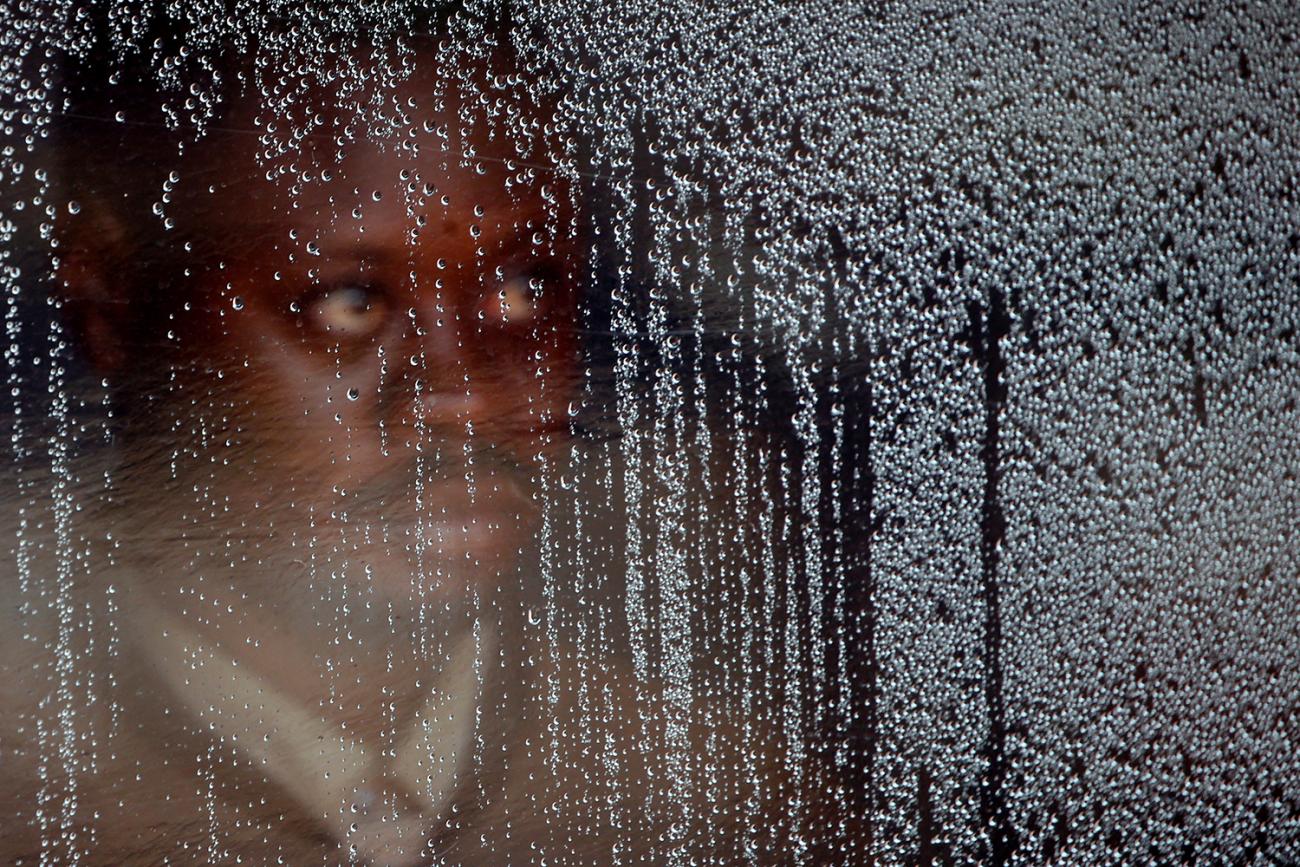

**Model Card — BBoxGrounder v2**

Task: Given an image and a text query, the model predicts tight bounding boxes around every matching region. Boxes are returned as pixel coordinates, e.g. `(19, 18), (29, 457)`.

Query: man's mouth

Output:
(312, 463), (536, 602)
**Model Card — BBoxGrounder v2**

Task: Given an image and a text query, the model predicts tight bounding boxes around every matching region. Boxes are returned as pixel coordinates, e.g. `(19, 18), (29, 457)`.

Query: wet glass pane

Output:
(2, 2), (1299, 864)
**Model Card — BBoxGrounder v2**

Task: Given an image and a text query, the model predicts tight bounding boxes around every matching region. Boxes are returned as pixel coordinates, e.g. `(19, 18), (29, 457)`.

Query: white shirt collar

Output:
(132, 597), (489, 865)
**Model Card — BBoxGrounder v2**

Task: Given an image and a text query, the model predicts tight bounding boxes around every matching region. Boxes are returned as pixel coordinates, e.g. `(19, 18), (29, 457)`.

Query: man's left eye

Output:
(484, 276), (541, 325)
(301, 285), (389, 338)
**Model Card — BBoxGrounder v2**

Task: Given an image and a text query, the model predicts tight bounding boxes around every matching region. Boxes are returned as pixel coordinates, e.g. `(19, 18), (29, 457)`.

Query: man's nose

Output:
(401, 316), (487, 422)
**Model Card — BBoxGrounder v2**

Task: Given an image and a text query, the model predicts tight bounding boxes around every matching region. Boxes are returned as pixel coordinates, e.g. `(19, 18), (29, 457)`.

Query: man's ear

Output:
(56, 201), (132, 373)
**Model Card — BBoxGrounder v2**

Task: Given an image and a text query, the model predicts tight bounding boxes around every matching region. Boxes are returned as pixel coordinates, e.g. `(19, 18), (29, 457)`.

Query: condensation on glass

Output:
(1, 1), (1298, 864)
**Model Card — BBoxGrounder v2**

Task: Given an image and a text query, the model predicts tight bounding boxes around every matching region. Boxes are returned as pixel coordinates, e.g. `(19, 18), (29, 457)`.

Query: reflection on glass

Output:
(3, 2), (1300, 865)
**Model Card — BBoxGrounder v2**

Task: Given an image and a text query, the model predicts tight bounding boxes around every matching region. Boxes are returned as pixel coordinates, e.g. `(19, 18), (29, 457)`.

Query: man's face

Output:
(112, 78), (582, 609)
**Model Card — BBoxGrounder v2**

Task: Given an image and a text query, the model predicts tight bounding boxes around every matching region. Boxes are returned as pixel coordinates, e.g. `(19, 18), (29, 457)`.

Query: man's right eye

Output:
(297, 285), (389, 338)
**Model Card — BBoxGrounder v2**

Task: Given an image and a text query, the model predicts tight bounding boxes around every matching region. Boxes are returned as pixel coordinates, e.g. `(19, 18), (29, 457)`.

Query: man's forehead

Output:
(127, 38), (565, 240)
(190, 128), (553, 243)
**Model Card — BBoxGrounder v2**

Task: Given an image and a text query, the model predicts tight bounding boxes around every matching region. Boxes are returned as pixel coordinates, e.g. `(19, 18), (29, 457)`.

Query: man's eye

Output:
(300, 285), (388, 337)
(484, 276), (540, 325)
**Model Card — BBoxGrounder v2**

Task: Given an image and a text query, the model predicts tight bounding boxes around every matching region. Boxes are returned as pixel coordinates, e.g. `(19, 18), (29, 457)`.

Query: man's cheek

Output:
(218, 346), (391, 487)
(508, 332), (581, 429)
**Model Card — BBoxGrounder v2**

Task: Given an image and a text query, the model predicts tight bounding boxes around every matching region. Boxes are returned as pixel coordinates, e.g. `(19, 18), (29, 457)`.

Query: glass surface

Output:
(2, 2), (1299, 864)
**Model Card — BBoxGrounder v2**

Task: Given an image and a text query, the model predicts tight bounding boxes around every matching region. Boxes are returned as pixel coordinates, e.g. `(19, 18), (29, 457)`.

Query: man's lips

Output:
(308, 466), (537, 601)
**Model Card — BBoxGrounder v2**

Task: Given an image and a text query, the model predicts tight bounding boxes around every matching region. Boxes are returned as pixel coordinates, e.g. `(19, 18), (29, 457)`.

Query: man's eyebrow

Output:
(348, 244), (399, 267)
(59, 109), (612, 182)
(298, 244), (403, 278)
